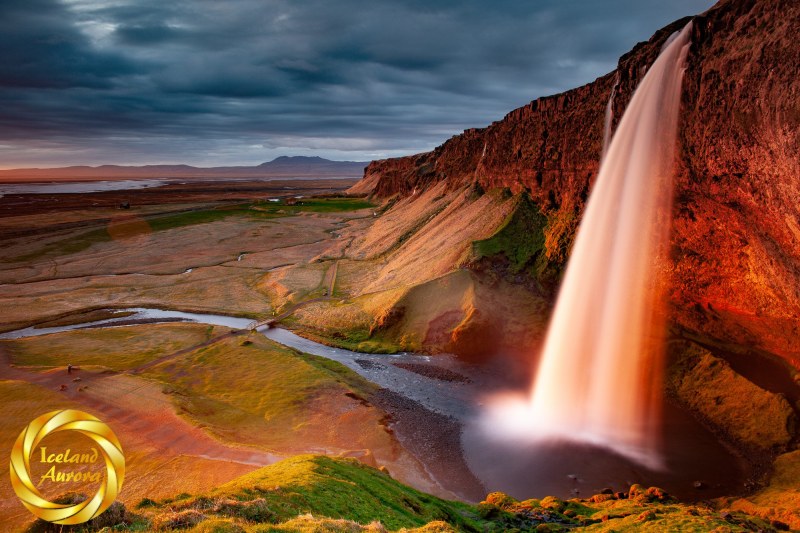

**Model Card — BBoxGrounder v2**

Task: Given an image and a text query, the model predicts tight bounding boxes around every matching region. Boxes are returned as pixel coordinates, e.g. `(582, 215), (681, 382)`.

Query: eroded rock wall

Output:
(352, 0), (800, 365)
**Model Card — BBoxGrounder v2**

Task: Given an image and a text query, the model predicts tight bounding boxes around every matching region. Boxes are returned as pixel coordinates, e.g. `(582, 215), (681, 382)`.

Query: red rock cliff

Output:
(352, 0), (800, 366)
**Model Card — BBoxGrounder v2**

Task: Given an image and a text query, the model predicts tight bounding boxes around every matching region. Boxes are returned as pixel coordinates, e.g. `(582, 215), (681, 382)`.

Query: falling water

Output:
(602, 72), (619, 159)
(489, 23), (692, 467)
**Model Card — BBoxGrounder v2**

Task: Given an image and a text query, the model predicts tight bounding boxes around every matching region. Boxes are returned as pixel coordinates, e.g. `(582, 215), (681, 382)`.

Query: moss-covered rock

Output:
(667, 341), (797, 452)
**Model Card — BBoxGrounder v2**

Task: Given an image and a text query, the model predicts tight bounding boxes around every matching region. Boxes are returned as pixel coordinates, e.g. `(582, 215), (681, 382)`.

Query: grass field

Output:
(1, 197), (373, 265)
(140, 331), (392, 454)
(2, 323), (230, 371)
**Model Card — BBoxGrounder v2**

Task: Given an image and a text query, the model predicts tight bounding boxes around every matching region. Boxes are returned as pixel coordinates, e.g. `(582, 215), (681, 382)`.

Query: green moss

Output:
(133, 459), (785, 533)
(144, 455), (482, 531)
(473, 194), (548, 275)
(471, 193), (572, 292)
(284, 319), (402, 355)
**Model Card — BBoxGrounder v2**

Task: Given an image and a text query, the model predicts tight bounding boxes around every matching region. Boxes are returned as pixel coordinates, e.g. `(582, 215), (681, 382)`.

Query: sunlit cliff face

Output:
(483, 23), (693, 470)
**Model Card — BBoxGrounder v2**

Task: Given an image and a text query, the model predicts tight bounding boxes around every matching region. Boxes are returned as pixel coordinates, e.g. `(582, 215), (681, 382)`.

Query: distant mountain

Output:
(0, 157), (368, 182)
(257, 156), (366, 174)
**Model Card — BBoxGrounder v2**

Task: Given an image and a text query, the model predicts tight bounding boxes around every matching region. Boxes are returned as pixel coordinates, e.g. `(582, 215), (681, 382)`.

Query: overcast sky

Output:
(0, 0), (715, 168)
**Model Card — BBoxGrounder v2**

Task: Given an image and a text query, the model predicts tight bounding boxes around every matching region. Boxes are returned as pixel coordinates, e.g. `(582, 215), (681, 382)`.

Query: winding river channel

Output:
(0, 307), (751, 502)
(0, 308), (476, 420)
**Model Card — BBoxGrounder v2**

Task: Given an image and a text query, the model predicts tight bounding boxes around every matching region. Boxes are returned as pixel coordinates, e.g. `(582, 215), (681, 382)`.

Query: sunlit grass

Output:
(2, 323), (229, 371)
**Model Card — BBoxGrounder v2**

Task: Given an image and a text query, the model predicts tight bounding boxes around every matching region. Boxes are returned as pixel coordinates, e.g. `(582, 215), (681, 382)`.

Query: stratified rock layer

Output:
(353, 0), (800, 366)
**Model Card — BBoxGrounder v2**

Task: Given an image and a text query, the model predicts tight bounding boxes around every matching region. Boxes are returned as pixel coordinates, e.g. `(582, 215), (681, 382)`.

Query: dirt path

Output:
(328, 259), (338, 295)
(131, 328), (246, 373)
(250, 260), (339, 329)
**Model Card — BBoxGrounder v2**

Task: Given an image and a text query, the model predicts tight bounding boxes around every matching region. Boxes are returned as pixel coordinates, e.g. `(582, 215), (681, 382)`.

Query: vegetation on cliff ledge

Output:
(471, 193), (575, 291)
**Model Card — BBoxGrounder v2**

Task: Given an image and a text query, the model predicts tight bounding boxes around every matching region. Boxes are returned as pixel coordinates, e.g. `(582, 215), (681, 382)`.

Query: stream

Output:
(0, 308), (475, 421)
(0, 307), (756, 502)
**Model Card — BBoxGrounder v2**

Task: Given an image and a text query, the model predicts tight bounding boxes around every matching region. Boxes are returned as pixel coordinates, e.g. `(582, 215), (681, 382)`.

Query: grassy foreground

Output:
(33, 453), (796, 532)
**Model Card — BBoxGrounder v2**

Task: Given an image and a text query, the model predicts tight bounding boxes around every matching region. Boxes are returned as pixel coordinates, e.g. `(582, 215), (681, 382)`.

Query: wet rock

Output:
(771, 519), (790, 530)
(645, 486), (674, 502)
(538, 496), (564, 512)
(484, 492), (517, 508)
(354, 359), (384, 371)
(589, 493), (614, 503)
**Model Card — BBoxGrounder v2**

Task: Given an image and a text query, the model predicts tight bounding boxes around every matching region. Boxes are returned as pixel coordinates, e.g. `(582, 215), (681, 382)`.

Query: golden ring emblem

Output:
(9, 409), (125, 524)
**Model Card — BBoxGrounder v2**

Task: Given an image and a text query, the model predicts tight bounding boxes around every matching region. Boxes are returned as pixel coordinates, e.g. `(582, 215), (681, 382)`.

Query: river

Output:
(0, 307), (751, 502)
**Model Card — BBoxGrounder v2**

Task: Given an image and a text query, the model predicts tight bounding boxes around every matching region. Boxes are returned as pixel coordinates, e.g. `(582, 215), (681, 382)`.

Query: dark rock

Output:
(26, 494), (136, 532)
(771, 519), (790, 530)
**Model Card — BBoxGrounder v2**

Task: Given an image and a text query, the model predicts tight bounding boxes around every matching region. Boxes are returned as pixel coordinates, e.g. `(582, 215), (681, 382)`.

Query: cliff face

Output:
(352, 0), (800, 366)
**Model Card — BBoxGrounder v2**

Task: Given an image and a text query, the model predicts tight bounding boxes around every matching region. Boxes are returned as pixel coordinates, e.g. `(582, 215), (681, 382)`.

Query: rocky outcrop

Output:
(351, 0), (800, 366)
(667, 341), (797, 453)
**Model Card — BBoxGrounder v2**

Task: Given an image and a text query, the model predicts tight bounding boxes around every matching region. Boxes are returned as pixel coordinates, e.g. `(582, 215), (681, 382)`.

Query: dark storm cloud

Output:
(0, 0), (715, 167)
(0, 0), (138, 89)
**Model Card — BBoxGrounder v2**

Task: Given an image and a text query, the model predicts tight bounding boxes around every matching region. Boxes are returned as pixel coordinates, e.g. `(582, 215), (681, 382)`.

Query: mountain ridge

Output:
(0, 156), (368, 181)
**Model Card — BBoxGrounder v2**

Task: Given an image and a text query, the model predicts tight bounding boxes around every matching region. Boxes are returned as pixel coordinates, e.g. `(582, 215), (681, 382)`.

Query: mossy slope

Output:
(27, 453), (794, 532)
(113, 455), (788, 533)
(138, 455), (482, 531)
(471, 193), (574, 290)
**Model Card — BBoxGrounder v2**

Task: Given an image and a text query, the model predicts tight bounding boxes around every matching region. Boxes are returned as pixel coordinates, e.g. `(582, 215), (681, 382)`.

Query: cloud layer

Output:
(0, 0), (714, 167)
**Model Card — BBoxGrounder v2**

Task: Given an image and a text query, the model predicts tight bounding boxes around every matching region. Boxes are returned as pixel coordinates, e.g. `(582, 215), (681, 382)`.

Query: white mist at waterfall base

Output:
(483, 22), (692, 470)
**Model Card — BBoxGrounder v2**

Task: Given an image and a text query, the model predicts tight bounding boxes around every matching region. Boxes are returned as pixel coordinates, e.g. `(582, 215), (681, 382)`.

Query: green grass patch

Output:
(143, 455), (482, 531)
(2, 225), (112, 264)
(253, 196), (374, 215)
(2, 323), (228, 371)
(133, 454), (784, 532)
(283, 318), (401, 354)
(472, 193), (568, 289)
(472, 194), (548, 275)
(141, 332), (381, 448)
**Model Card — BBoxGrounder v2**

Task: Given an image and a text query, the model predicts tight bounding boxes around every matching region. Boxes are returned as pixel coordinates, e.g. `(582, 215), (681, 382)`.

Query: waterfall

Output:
(602, 72), (619, 159)
(489, 22), (692, 467)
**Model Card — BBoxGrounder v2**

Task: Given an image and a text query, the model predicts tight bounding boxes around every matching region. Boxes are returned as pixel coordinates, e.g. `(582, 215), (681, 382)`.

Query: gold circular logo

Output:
(9, 409), (125, 525)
